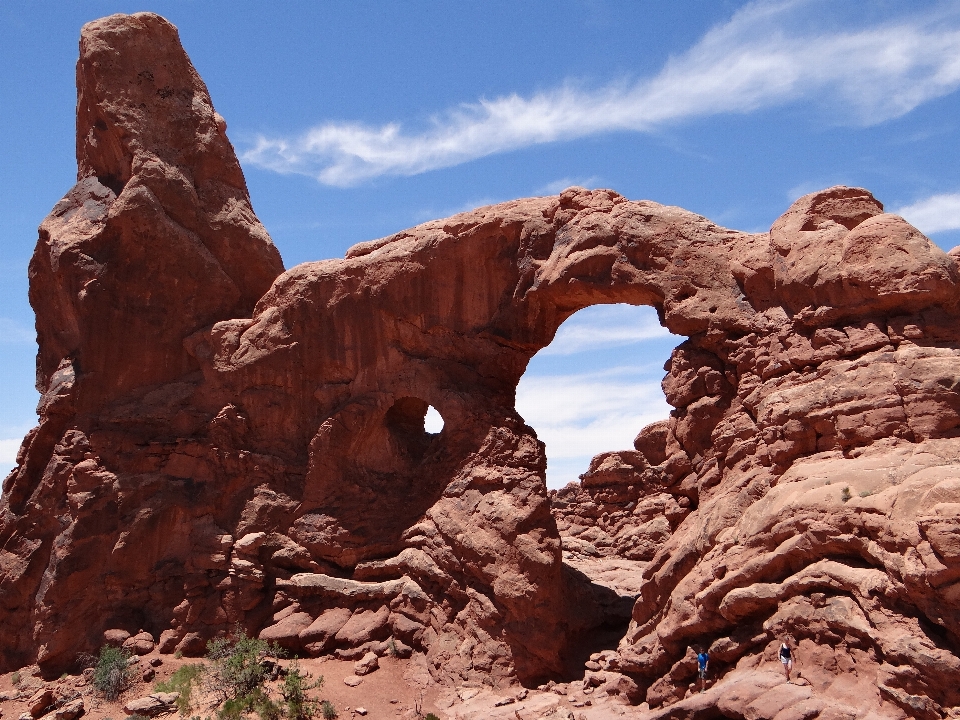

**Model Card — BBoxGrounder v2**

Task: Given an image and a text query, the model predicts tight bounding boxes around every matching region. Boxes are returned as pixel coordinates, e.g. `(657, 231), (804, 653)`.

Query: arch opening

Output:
(517, 303), (685, 679)
(516, 303), (681, 490)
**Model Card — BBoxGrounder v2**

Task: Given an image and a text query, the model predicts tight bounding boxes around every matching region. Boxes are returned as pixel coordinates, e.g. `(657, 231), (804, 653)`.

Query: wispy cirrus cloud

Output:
(541, 304), (670, 356)
(242, 1), (960, 186)
(516, 366), (671, 487)
(895, 192), (960, 234)
(0, 437), (22, 465)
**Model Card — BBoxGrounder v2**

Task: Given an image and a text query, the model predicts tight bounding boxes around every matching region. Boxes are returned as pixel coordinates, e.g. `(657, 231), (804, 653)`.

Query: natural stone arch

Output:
(183, 187), (763, 684)
(6, 16), (960, 718)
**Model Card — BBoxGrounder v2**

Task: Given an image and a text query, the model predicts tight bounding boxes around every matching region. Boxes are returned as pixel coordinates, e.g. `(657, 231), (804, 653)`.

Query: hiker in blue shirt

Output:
(697, 648), (709, 693)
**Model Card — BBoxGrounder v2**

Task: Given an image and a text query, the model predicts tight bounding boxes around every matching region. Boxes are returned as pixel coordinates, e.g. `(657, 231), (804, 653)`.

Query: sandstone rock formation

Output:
(2, 10), (960, 720)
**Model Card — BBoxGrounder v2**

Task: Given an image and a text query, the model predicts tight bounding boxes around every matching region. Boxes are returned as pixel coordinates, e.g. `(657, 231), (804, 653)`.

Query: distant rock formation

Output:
(2, 11), (960, 718)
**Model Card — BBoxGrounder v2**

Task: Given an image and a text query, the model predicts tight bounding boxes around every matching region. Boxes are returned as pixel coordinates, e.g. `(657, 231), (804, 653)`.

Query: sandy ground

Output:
(0, 645), (663, 720)
(0, 651), (446, 720)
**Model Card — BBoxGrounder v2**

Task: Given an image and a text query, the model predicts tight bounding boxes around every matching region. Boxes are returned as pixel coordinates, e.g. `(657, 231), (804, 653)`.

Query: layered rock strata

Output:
(2, 11), (960, 718)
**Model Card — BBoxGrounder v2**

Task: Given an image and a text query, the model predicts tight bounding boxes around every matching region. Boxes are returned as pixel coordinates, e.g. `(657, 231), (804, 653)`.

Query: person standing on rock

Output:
(696, 648), (709, 692)
(779, 637), (796, 682)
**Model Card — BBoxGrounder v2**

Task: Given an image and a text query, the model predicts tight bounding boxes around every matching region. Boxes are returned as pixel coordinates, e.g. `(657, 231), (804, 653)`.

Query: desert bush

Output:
(93, 646), (133, 700)
(11, 671), (21, 686)
(215, 687), (282, 720)
(841, 486), (852, 502)
(252, 691), (282, 720)
(198, 627), (333, 720)
(156, 663), (204, 715)
(280, 661), (323, 720)
(424, 714), (441, 720)
(205, 630), (281, 705)
(216, 697), (248, 720)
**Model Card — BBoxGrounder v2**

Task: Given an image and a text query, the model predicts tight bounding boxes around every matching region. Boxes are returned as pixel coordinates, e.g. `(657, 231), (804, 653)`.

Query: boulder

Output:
(103, 630), (130, 647)
(173, 633), (206, 658)
(334, 607), (391, 646)
(353, 652), (379, 676)
(157, 631), (179, 655)
(28, 690), (54, 718)
(45, 699), (83, 720)
(299, 608), (352, 656)
(122, 693), (179, 717)
(258, 612), (313, 651)
(122, 631), (156, 655)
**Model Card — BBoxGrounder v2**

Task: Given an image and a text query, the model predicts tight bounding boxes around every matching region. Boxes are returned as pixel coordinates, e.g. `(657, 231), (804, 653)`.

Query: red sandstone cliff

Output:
(2, 12), (960, 720)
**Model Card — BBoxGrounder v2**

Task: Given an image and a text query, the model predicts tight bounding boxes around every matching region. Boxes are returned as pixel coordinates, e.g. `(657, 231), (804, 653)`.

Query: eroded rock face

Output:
(2, 11), (960, 717)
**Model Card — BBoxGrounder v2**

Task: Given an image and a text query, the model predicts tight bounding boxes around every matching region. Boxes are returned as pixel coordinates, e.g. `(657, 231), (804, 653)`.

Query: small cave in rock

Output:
(384, 396), (440, 464)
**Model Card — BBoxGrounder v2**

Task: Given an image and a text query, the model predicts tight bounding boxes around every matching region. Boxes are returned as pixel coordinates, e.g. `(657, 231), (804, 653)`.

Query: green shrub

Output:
(425, 714), (441, 720)
(216, 697), (248, 720)
(215, 687), (281, 720)
(93, 646), (133, 701)
(156, 663), (204, 715)
(319, 701), (337, 720)
(205, 631), (279, 705)
(280, 661), (323, 720)
(11, 671), (21, 686)
(859, 489), (873, 498)
(840, 486), (852, 502)
(253, 690), (282, 720)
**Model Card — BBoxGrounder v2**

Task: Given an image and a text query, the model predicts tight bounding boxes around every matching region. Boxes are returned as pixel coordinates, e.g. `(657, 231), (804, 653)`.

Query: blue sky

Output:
(2, 1), (960, 486)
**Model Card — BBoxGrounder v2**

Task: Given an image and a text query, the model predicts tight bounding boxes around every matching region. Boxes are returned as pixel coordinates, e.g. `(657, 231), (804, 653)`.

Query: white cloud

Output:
(517, 367), (668, 444)
(0, 318), (35, 344)
(894, 192), (960, 234)
(516, 366), (671, 488)
(542, 306), (671, 356)
(242, 1), (960, 186)
(0, 437), (24, 478)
